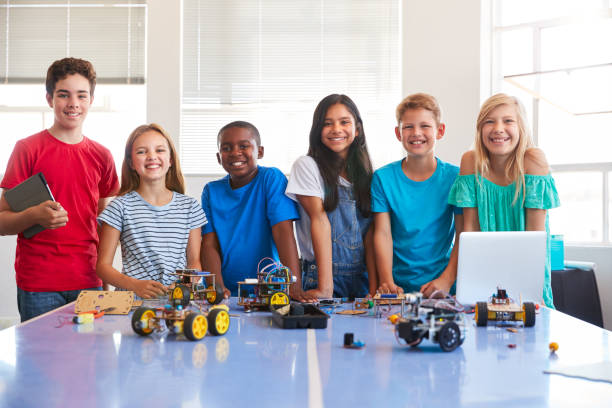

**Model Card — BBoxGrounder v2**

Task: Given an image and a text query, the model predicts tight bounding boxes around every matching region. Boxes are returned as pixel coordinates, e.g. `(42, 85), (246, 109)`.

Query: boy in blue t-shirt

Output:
(371, 93), (463, 297)
(200, 121), (306, 299)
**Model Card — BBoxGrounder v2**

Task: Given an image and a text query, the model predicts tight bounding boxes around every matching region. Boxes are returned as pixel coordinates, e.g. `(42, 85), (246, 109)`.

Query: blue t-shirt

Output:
(201, 166), (300, 295)
(371, 158), (461, 292)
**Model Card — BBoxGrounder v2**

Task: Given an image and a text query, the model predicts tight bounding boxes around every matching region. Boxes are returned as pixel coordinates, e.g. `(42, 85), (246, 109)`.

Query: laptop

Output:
(455, 231), (547, 306)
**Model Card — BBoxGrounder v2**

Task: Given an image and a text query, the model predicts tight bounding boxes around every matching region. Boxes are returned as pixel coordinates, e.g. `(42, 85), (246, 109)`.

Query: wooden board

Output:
(74, 291), (135, 315)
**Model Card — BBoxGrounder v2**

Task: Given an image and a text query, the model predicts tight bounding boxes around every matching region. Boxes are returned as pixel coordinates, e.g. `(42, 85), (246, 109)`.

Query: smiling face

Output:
(217, 126), (263, 188)
(320, 103), (358, 159)
(395, 108), (445, 158)
(480, 103), (520, 160)
(130, 130), (172, 183)
(46, 73), (92, 133)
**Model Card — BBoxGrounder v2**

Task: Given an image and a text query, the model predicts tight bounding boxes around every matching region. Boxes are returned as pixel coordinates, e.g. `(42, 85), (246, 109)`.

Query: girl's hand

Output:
(133, 280), (167, 299)
(304, 288), (333, 300)
(377, 282), (404, 295)
(420, 277), (452, 298)
(290, 286), (318, 303)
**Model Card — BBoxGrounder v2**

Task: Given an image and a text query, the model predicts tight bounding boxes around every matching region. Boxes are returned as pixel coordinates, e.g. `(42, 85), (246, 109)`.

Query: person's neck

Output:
(136, 181), (173, 206)
(402, 153), (437, 182)
(47, 124), (84, 144)
(486, 154), (512, 185)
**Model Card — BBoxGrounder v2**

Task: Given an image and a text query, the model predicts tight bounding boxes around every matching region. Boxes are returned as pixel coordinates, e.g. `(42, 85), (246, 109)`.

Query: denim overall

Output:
(302, 185), (371, 299)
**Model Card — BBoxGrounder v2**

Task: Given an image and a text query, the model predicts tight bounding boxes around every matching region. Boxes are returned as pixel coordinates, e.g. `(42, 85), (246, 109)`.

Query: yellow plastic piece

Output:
(190, 314), (208, 340)
(388, 314), (400, 325)
(214, 310), (230, 335)
(549, 342), (559, 352)
(141, 309), (156, 334)
(270, 292), (289, 305)
(172, 286), (183, 300)
(206, 285), (217, 303)
(211, 304), (229, 312)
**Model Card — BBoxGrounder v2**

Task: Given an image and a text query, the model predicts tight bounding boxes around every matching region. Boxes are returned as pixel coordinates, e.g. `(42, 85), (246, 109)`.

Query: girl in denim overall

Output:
(286, 94), (376, 299)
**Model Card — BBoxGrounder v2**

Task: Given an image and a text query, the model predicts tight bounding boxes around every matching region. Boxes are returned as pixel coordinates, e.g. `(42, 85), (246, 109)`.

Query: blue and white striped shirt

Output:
(98, 191), (207, 285)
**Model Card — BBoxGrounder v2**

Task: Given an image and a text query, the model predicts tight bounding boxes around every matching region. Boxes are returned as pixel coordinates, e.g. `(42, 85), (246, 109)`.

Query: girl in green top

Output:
(448, 93), (560, 308)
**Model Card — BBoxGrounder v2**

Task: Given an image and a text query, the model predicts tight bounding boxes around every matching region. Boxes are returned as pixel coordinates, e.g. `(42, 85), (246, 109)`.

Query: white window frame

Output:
(491, 3), (612, 244)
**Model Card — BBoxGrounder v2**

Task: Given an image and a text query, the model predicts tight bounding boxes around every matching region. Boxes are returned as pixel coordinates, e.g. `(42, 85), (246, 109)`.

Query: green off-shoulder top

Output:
(448, 174), (560, 308)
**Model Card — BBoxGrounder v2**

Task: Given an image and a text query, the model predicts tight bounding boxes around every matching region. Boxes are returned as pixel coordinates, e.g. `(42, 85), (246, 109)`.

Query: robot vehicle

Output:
(475, 288), (536, 327)
(394, 292), (467, 352)
(237, 258), (295, 311)
(132, 303), (230, 341)
(168, 269), (225, 308)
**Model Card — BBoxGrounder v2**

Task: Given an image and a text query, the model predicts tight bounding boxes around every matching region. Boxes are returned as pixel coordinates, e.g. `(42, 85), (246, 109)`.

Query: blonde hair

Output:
(119, 123), (185, 195)
(474, 93), (533, 204)
(396, 93), (441, 125)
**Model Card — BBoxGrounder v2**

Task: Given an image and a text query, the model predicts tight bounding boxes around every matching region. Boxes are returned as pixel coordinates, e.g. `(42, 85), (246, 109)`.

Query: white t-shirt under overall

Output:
(285, 155), (351, 262)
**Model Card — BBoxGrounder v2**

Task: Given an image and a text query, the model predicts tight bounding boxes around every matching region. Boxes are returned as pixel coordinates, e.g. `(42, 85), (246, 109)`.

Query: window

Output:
(181, 0), (400, 174)
(0, 0), (146, 172)
(492, 0), (612, 244)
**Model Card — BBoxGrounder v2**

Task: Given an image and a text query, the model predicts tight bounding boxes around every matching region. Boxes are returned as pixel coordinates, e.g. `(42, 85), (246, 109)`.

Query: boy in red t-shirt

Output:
(0, 58), (119, 322)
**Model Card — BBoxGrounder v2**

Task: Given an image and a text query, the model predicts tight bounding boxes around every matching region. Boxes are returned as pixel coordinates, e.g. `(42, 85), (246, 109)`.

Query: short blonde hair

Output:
(119, 123), (185, 196)
(396, 93), (441, 125)
(474, 93), (533, 204)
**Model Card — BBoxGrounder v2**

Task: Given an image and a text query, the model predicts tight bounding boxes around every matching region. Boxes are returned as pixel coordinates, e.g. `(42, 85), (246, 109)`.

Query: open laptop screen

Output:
(455, 231), (547, 305)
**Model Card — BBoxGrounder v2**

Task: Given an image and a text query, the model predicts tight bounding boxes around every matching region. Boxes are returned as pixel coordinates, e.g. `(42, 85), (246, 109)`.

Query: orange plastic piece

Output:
(388, 314), (400, 325)
(549, 342), (559, 352)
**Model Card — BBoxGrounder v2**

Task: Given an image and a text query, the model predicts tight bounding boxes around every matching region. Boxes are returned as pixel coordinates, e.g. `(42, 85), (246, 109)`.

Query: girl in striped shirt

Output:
(96, 124), (206, 298)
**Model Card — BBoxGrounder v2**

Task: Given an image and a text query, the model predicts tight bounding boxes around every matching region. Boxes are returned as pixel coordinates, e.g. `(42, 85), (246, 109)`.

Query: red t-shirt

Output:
(1, 130), (119, 291)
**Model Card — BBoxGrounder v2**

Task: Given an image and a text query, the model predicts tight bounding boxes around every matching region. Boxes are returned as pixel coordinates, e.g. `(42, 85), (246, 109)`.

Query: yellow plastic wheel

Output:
(131, 307), (157, 336)
(206, 285), (224, 305)
(184, 312), (207, 341)
(270, 291), (289, 305)
(208, 308), (230, 336)
(171, 285), (191, 307)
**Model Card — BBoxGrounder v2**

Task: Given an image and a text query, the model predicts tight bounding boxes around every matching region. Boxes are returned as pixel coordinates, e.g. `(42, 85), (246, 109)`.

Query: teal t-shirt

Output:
(371, 158), (461, 292)
(448, 173), (560, 308)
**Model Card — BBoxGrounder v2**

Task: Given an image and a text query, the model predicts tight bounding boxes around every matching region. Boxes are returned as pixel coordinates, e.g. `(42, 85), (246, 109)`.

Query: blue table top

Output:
(0, 299), (611, 408)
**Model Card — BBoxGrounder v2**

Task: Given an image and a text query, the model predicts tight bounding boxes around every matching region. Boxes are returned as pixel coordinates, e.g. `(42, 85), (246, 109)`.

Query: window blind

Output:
(0, 0), (145, 84)
(181, 0), (400, 174)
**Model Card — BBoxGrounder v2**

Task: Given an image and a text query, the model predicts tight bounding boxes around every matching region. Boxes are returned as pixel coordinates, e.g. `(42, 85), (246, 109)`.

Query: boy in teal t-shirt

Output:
(371, 93), (463, 296)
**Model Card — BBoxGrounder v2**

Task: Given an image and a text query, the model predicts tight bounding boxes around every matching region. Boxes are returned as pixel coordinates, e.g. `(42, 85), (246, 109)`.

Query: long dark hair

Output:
(307, 94), (373, 217)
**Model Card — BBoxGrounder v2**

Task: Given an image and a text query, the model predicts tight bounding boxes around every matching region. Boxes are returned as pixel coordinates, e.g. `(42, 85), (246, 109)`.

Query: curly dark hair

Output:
(45, 57), (96, 96)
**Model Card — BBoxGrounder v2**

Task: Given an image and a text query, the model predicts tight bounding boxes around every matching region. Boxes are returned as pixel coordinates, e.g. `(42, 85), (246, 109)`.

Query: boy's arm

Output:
(297, 195), (333, 299)
(96, 223), (166, 298)
(0, 192), (68, 236)
(201, 231), (230, 298)
(420, 214), (464, 297)
(373, 212), (403, 294)
(271, 220), (316, 302)
(186, 228), (202, 270)
(364, 225), (378, 296)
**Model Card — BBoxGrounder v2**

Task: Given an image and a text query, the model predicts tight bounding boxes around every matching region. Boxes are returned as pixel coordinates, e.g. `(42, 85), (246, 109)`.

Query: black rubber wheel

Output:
(131, 307), (156, 336)
(207, 308), (230, 336)
(523, 302), (536, 327)
(438, 321), (461, 352)
(171, 284), (191, 308)
(475, 302), (488, 327)
(184, 312), (207, 341)
(206, 285), (225, 305)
